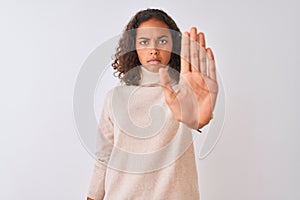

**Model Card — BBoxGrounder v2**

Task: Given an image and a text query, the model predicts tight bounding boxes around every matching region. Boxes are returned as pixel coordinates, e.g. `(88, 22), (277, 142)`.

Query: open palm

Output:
(159, 27), (218, 130)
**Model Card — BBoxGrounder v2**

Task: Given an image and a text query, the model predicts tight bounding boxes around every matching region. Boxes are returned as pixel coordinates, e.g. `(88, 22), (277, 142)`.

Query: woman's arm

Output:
(86, 89), (115, 200)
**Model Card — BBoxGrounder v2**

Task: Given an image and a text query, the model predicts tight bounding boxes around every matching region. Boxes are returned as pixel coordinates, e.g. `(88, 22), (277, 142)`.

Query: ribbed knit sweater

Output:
(87, 66), (200, 200)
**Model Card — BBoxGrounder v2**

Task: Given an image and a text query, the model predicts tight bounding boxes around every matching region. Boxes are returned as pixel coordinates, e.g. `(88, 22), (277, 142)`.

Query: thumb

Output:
(159, 67), (176, 104)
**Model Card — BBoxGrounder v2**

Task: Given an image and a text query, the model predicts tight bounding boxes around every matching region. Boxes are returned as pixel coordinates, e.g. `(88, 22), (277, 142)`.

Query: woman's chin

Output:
(143, 64), (167, 72)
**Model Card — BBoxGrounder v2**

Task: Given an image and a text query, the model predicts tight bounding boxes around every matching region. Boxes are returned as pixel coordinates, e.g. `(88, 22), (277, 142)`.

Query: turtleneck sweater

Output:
(87, 66), (200, 200)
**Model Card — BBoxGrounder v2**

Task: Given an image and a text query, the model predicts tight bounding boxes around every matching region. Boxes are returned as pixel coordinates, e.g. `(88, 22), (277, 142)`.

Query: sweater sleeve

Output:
(87, 90), (114, 200)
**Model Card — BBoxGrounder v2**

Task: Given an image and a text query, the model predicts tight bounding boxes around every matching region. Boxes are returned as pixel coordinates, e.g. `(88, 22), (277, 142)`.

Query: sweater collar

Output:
(139, 65), (177, 87)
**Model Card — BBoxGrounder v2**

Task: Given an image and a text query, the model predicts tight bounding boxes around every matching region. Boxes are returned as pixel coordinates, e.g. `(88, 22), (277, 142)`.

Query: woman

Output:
(87, 8), (218, 200)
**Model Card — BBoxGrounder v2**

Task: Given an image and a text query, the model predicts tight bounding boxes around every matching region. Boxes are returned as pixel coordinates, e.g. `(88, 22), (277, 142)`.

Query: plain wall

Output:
(1, 0), (299, 199)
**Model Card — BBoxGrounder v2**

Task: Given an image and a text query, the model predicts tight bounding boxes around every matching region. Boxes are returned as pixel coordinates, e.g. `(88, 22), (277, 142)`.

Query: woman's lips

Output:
(148, 60), (161, 64)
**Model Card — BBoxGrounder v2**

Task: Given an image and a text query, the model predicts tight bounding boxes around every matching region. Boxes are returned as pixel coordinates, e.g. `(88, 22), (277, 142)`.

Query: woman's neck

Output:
(139, 65), (177, 87)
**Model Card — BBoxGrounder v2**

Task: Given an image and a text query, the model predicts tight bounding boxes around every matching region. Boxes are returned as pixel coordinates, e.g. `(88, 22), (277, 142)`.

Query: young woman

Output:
(87, 8), (218, 200)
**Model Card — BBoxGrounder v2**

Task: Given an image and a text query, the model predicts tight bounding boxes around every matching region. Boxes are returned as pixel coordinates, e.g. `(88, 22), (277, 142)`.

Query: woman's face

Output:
(135, 19), (173, 72)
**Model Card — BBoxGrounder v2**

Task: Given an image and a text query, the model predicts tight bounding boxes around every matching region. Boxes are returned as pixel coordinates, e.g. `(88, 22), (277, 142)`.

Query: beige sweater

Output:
(87, 66), (200, 200)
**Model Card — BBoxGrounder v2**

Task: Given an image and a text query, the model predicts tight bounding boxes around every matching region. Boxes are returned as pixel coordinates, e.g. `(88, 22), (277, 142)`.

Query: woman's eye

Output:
(159, 39), (168, 44)
(139, 40), (148, 45)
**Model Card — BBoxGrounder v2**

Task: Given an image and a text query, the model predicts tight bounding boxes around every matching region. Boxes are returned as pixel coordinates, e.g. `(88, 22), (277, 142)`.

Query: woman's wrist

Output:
(195, 114), (214, 133)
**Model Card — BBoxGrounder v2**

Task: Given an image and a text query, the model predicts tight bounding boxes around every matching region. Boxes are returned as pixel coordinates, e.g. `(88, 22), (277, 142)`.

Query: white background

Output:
(1, 0), (300, 199)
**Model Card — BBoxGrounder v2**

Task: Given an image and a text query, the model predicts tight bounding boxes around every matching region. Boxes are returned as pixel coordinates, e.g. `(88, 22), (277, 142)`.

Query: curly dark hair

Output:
(111, 8), (182, 85)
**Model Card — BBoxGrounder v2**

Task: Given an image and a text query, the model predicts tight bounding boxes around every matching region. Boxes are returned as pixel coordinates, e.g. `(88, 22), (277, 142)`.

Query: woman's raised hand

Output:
(159, 27), (218, 130)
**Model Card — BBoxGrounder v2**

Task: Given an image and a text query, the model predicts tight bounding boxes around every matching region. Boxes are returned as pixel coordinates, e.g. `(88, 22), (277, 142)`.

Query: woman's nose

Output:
(150, 48), (159, 55)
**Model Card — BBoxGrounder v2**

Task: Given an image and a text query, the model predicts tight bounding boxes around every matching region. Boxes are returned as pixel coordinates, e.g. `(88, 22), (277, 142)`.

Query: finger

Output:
(198, 32), (207, 76)
(190, 27), (199, 72)
(159, 67), (176, 104)
(198, 32), (206, 47)
(180, 32), (190, 73)
(207, 48), (217, 80)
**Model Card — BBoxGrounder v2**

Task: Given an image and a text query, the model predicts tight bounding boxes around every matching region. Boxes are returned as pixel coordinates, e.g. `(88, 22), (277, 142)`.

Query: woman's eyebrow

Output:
(137, 37), (150, 40)
(157, 35), (169, 39)
(137, 35), (169, 40)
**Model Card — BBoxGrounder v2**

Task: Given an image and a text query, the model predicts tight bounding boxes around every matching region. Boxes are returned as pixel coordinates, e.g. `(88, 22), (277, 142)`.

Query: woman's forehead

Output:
(136, 27), (171, 38)
(136, 19), (171, 37)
